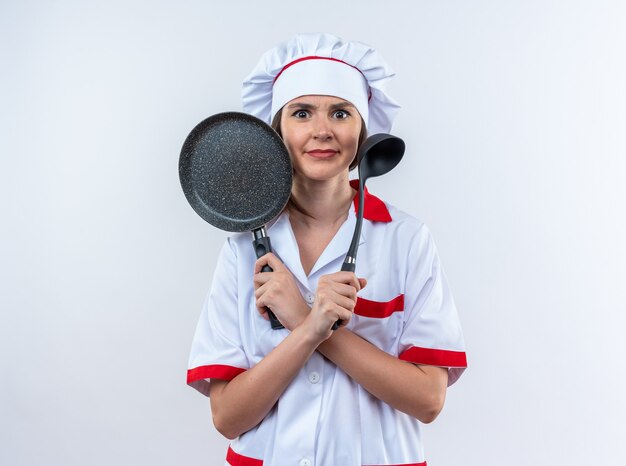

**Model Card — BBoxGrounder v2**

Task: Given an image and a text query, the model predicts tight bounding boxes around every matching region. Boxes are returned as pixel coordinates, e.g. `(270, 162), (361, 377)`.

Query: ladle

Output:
(333, 133), (405, 330)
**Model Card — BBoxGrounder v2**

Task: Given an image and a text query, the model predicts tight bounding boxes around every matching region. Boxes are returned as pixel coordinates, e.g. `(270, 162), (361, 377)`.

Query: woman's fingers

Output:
(254, 253), (272, 274)
(254, 284), (271, 321)
(320, 279), (362, 301)
(311, 273), (368, 331)
(253, 265), (368, 332)
(320, 271), (365, 292)
(335, 271), (362, 289)
(316, 287), (355, 311)
(253, 258), (310, 330)
(253, 252), (285, 274)
(331, 303), (353, 325)
(331, 282), (359, 301)
(254, 280), (268, 300)
(253, 271), (273, 288)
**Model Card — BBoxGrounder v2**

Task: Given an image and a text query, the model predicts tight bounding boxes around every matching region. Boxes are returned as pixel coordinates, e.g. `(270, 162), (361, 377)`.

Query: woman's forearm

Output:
(209, 324), (320, 439)
(316, 328), (449, 423)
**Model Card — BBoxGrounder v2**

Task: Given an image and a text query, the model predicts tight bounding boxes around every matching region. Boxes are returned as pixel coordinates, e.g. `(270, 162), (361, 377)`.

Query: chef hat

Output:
(242, 33), (401, 134)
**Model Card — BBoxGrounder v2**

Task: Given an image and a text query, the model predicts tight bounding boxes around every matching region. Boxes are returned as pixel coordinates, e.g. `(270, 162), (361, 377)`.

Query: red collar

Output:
(349, 179), (392, 222)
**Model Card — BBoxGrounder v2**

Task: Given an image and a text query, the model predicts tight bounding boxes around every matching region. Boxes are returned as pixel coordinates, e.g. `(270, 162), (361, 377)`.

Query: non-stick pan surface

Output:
(179, 112), (292, 232)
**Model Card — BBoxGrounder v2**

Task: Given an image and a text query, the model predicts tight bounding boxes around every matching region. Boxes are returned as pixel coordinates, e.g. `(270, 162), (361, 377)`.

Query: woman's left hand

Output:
(253, 253), (310, 331)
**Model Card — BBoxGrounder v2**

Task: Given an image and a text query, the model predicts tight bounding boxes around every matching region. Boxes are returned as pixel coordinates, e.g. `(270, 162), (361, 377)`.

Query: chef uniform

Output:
(187, 33), (467, 466)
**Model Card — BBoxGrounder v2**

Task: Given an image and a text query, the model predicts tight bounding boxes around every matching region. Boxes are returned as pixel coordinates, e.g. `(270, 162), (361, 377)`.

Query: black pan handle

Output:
(252, 228), (284, 330)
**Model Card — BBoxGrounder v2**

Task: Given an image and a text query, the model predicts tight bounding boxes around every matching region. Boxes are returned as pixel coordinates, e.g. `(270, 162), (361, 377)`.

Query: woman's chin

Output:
(292, 162), (349, 179)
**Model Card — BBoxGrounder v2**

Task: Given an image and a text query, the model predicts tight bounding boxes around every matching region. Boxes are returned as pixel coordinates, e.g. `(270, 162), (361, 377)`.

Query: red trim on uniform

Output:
(225, 446), (426, 466)
(273, 55), (372, 101)
(399, 346), (468, 368)
(354, 295), (404, 318)
(226, 446), (263, 466)
(187, 364), (246, 384)
(350, 179), (392, 222)
(226, 446), (427, 466)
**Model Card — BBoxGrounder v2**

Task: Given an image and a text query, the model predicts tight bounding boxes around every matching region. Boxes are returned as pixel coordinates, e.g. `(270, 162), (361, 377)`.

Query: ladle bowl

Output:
(358, 133), (405, 183)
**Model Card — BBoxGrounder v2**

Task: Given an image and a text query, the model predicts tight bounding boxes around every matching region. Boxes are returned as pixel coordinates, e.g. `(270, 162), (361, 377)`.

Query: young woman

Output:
(187, 33), (467, 466)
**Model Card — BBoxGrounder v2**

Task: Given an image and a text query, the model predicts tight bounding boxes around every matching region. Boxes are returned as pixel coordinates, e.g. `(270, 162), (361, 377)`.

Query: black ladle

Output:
(332, 133), (405, 330)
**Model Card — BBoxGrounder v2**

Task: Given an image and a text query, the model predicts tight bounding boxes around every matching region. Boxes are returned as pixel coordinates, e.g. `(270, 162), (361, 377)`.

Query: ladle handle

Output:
(252, 228), (284, 330)
(331, 177), (365, 331)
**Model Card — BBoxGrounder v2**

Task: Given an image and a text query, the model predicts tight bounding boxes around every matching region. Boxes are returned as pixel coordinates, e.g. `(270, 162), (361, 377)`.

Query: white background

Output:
(2, 1), (625, 465)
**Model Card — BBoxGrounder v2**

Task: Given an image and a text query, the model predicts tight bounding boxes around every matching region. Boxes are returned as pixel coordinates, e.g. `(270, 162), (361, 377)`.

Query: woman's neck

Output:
(289, 174), (356, 228)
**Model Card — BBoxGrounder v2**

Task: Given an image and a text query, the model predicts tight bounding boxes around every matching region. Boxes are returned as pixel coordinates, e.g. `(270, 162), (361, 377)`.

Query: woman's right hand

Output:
(302, 272), (367, 343)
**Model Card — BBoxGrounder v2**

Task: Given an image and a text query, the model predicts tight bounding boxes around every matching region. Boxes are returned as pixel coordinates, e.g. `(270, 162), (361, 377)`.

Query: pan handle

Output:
(252, 227), (285, 330)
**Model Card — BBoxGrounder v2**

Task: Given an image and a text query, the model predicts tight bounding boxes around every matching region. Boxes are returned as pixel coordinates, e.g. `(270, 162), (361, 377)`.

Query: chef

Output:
(187, 32), (467, 466)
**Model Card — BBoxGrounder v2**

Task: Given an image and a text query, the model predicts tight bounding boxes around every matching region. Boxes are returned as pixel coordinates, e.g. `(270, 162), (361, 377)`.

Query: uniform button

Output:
(299, 459), (312, 466)
(304, 293), (314, 304)
(308, 371), (320, 384)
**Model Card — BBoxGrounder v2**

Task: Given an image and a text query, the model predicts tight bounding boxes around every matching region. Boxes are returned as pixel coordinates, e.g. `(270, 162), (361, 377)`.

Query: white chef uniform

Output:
(187, 182), (467, 466)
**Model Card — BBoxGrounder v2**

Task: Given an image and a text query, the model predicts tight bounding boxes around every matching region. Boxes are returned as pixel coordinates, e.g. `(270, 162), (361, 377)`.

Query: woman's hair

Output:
(271, 109), (368, 171)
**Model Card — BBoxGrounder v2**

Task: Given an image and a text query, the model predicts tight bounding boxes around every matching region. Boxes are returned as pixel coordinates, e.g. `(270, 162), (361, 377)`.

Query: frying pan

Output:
(179, 112), (293, 330)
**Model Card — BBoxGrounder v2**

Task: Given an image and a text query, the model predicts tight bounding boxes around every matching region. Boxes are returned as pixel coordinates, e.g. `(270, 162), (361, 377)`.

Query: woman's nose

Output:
(312, 118), (332, 140)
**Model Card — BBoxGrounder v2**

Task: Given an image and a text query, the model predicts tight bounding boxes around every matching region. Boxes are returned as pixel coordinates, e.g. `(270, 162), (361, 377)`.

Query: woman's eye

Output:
(333, 110), (350, 119)
(293, 110), (310, 118)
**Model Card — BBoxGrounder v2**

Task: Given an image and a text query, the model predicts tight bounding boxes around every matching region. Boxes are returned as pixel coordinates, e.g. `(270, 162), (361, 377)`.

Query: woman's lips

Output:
(307, 149), (338, 158)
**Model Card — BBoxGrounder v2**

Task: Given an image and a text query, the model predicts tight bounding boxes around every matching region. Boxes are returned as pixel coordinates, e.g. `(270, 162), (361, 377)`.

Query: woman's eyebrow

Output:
(329, 102), (355, 111)
(285, 101), (355, 111)
(286, 102), (316, 110)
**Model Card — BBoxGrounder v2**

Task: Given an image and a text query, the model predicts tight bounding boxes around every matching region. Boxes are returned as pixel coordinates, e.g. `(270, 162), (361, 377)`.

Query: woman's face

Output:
(279, 95), (362, 183)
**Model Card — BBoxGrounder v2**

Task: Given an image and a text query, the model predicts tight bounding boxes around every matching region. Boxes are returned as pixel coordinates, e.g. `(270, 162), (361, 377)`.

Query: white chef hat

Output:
(242, 33), (401, 134)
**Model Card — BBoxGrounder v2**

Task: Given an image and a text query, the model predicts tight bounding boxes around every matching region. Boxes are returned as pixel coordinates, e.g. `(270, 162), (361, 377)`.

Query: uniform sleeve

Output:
(398, 225), (467, 386)
(186, 238), (249, 396)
